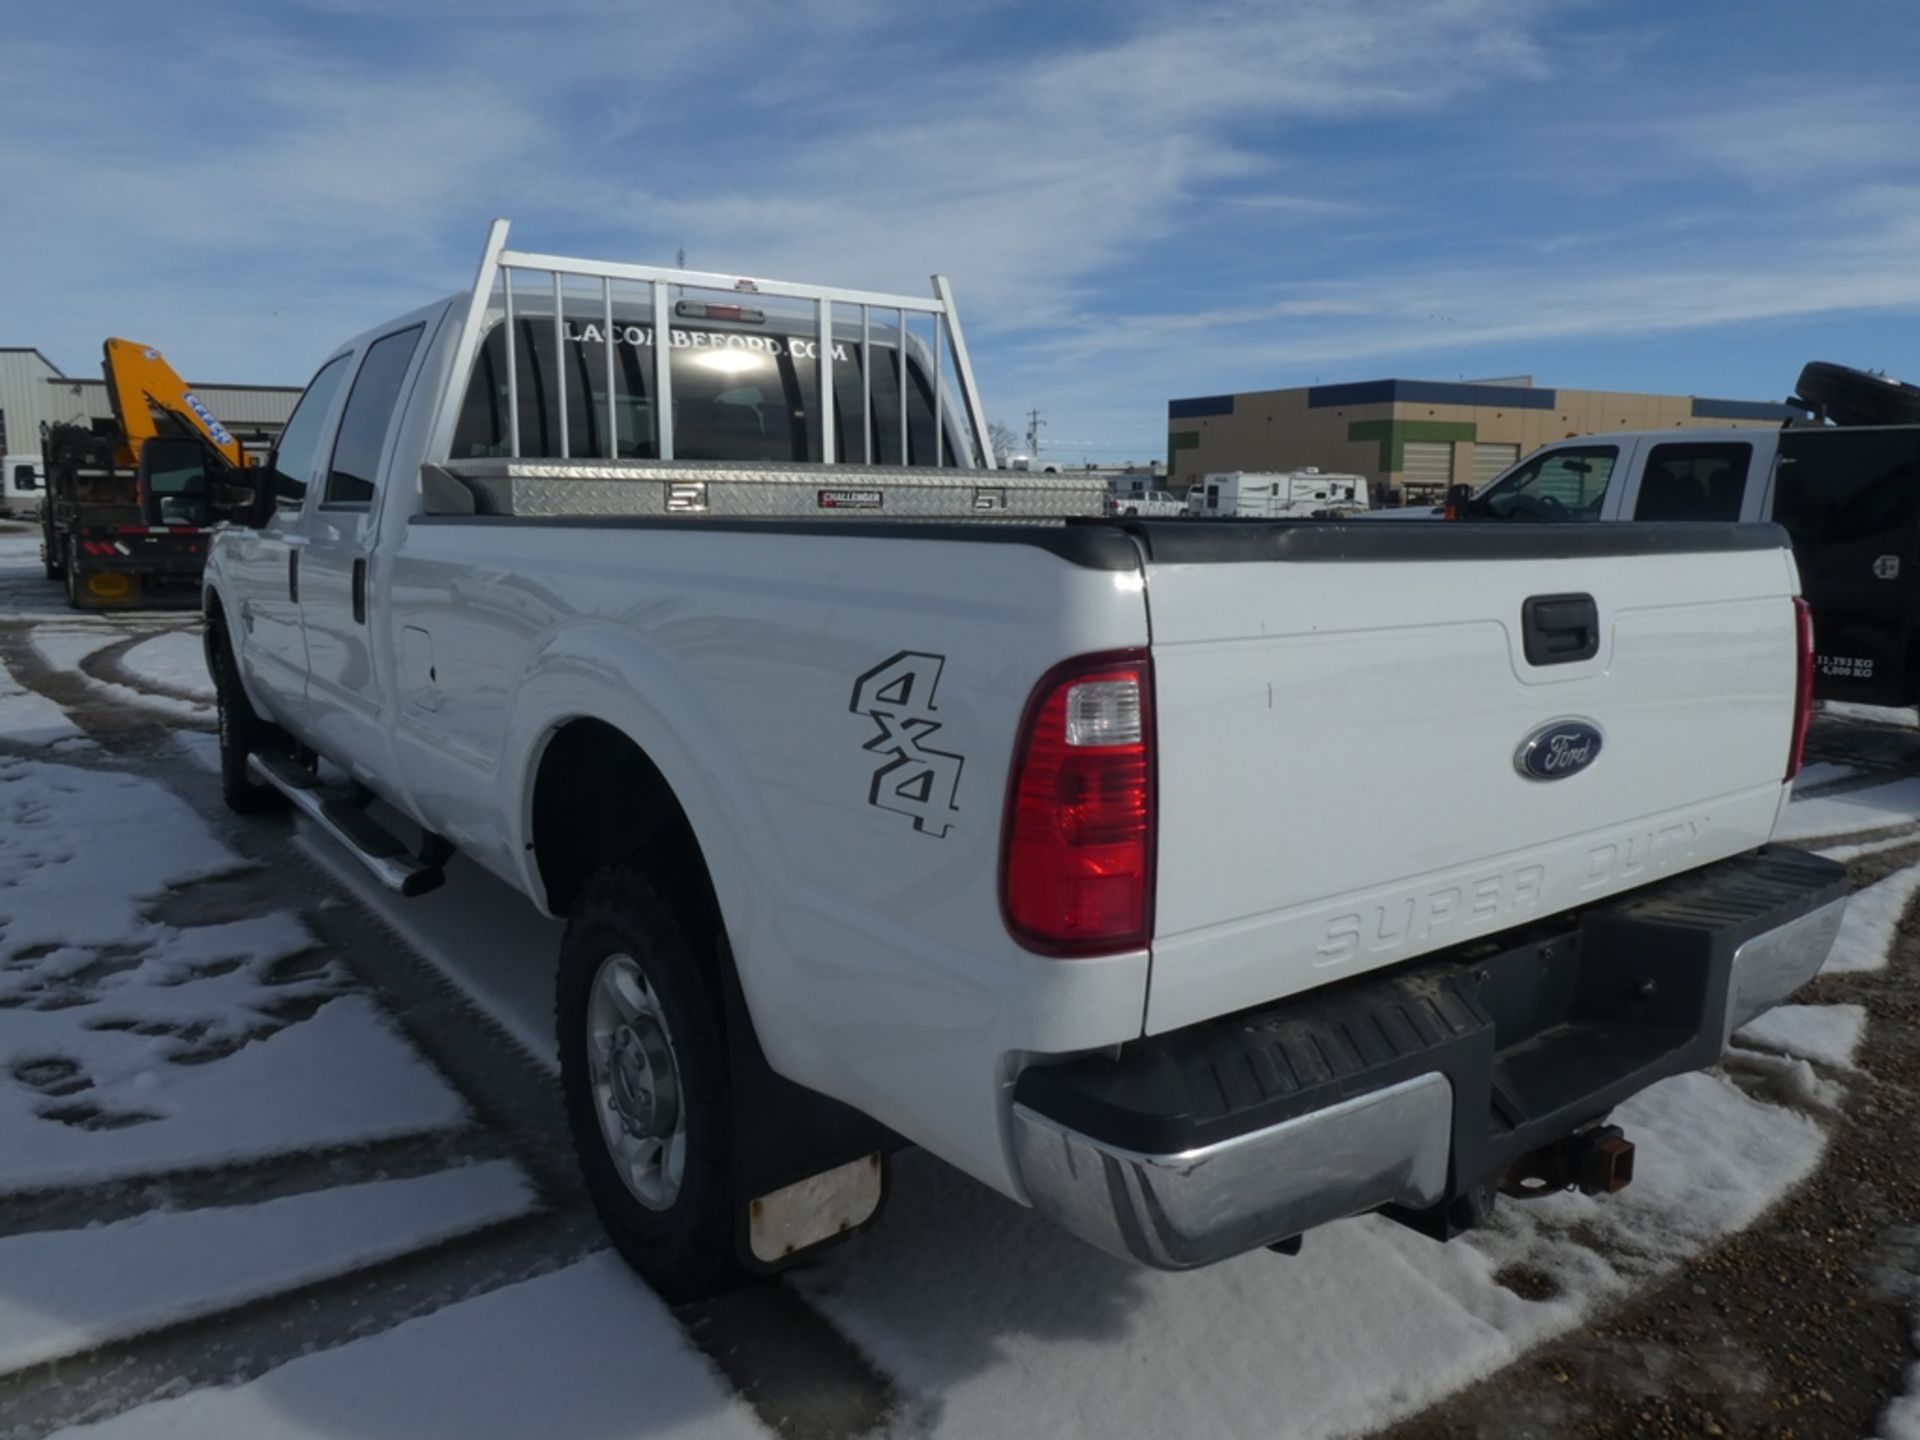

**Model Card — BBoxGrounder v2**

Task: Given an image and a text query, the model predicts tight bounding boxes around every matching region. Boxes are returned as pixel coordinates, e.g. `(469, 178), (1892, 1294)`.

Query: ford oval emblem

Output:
(1515, 719), (1603, 781)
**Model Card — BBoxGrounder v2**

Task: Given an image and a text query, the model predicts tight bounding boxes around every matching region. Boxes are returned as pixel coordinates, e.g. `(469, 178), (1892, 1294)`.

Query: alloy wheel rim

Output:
(586, 952), (686, 1210)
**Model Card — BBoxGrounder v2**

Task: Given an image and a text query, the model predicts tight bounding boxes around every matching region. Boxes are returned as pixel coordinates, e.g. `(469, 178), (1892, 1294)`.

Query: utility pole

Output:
(676, 246), (686, 269)
(1025, 408), (1045, 457)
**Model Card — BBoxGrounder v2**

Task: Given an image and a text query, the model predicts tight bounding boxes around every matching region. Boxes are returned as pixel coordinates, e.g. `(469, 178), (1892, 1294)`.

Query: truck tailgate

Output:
(1139, 523), (1801, 1034)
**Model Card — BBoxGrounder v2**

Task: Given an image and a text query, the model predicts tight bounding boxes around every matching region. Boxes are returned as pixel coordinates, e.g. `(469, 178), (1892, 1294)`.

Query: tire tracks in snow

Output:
(0, 615), (898, 1440)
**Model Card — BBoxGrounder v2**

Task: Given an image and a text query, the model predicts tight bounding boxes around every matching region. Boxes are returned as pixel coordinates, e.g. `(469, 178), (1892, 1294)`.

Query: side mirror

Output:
(1443, 483), (1474, 520)
(246, 464), (278, 528)
(12, 464), (37, 491)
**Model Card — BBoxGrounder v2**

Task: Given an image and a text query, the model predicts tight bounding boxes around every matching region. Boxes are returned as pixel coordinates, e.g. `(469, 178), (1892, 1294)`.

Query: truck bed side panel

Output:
(386, 520), (1153, 1196)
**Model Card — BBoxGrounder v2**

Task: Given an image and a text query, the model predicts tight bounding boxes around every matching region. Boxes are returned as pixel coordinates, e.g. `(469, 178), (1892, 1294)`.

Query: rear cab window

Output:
(1472, 445), (1619, 521)
(452, 319), (957, 466)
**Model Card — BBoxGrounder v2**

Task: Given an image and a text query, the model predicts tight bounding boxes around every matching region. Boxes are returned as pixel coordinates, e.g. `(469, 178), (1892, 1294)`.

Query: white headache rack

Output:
(430, 218), (998, 474)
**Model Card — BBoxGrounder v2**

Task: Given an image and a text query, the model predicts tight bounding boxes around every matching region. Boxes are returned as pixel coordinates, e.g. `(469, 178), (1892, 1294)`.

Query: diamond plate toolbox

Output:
(437, 458), (1109, 520)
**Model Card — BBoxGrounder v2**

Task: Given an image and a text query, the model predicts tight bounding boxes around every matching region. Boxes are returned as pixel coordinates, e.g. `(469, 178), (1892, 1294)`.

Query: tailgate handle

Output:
(1522, 593), (1599, 666)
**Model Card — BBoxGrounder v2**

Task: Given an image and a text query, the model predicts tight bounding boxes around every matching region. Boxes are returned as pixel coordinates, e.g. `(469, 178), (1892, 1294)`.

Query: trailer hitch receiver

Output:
(1501, 1125), (1636, 1199)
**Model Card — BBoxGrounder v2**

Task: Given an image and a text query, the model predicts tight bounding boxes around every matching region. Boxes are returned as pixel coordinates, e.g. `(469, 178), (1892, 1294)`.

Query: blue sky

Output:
(3, 0), (1916, 463)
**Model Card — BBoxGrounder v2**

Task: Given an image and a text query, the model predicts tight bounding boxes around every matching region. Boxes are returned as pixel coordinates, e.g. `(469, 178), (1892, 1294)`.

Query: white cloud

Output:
(1, 0), (1915, 467)
(999, 182), (1920, 459)
(621, 0), (1549, 323)
(1667, 90), (1917, 181)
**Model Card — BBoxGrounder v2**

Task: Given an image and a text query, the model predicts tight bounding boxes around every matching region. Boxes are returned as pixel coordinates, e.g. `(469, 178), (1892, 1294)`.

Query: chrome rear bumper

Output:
(1011, 1073), (1452, 1270)
(1011, 851), (1847, 1271)
(1724, 895), (1847, 1038)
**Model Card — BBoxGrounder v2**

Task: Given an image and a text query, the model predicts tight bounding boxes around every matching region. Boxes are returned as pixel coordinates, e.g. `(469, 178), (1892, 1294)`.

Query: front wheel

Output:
(558, 863), (744, 1302)
(210, 628), (288, 814)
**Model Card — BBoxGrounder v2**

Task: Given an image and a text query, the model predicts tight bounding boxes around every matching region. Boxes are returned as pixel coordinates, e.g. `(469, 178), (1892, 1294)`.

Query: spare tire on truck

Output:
(1795, 361), (1920, 427)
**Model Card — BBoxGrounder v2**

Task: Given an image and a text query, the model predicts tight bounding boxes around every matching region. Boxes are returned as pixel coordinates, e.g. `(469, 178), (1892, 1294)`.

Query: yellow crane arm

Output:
(101, 337), (249, 470)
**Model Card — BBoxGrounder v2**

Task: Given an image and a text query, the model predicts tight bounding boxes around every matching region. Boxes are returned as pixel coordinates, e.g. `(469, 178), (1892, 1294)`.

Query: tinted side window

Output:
(1633, 442), (1752, 521)
(325, 326), (423, 506)
(1479, 446), (1618, 520)
(271, 354), (351, 510)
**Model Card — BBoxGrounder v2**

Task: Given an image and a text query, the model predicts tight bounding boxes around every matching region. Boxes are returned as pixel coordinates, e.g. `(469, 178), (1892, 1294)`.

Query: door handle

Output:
(352, 557), (367, 625)
(288, 549), (299, 604)
(1522, 593), (1599, 666)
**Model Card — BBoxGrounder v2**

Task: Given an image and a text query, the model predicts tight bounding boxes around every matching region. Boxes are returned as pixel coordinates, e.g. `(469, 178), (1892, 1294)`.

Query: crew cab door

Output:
(226, 352), (352, 731)
(299, 323), (425, 775)
(1618, 437), (1770, 523)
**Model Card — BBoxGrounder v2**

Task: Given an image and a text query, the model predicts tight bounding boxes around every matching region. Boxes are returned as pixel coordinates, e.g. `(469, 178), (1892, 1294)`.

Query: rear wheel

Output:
(210, 628), (288, 815)
(63, 540), (81, 610)
(558, 862), (745, 1302)
(42, 532), (62, 581)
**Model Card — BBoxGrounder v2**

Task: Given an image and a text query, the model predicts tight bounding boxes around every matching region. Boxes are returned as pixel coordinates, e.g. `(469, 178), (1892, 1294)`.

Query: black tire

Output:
(1795, 361), (1920, 427)
(210, 627), (288, 814)
(558, 862), (745, 1303)
(43, 533), (62, 581)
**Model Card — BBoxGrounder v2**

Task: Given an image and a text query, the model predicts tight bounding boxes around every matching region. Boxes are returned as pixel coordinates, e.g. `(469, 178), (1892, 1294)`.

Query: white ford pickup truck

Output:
(205, 222), (1847, 1300)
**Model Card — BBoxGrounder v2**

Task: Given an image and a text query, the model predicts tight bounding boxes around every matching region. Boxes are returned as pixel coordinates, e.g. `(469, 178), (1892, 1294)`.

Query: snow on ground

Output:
(26, 626), (119, 673)
(0, 525), (1892, 1438)
(0, 756), (236, 947)
(1822, 863), (1920, 975)
(1793, 761), (1858, 791)
(0, 532), (87, 626)
(46, 1253), (770, 1440)
(118, 629), (212, 702)
(297, 819), (562, 1067)
(1734, 1003), (1868, 1071)
(29, 626), (212, 724)
(1818, 831), (1920, 864)
(172, 726), (219, 774)
(0, 756), (468, 1188)
(1878, 1296), (1920, 1440)
(1776, 777), (1920, 842)
(798, 1069), (1826, 1440)
(0, 1162), (534, 1374)
(0, 650), (81, 746)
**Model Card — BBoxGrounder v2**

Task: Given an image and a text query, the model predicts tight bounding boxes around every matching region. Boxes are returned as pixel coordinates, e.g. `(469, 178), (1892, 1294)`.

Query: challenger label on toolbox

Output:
(819, 489), (883, 510)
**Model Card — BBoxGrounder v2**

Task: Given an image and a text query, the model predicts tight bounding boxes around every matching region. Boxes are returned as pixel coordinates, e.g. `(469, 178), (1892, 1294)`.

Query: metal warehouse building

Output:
(1166, 378), (1807, 504)
(1, 347), (300, 514)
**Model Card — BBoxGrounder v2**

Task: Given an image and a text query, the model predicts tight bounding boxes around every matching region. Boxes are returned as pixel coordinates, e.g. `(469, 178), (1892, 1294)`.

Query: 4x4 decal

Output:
(850, 652), (964, 838)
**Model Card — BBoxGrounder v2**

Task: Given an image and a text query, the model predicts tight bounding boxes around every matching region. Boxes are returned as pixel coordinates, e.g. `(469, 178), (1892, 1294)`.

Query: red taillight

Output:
(1787, 596), (1814, 781)
(1001, 651), (1155, 956)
